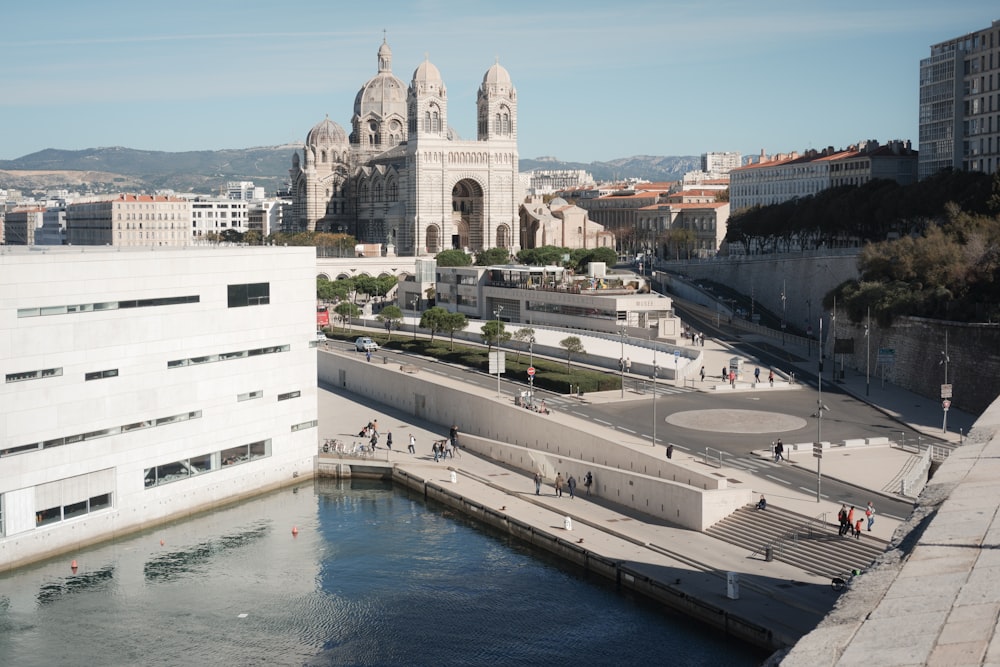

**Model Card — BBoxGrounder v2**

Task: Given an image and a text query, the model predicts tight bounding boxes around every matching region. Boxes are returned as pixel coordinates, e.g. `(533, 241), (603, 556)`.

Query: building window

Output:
(238, 390), (264, 402)
(6, 367), (63, 383)
(228, 282), (270, 307)
(277, 390), (301, 401)
(291, 420), (318, 432)
(85, 369), (119, 381)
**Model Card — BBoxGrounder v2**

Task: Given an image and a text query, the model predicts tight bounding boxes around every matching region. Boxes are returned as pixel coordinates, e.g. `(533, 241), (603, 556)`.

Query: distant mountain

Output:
(0, 147), (701, 195)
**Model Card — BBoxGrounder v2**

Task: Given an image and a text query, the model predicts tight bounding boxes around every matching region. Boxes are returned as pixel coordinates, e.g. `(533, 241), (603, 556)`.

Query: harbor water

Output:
(0, 478), (766, 666)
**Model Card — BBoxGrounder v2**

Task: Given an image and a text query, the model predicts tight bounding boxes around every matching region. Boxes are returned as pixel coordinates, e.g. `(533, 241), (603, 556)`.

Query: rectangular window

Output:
(89, 493), (112, 511)
(238, 390), (264, 402)
(6, 368), (62, 383)
(85, 369), (119, 381)
(291, 420), (318, 432)
(277, 390), (300, 401)
(36, 506), (61, 527)
(63, 499), (89, 520)
(228, 282), (270, 307)
(17, 295), (197, 318)
(222, 444), (250, 467)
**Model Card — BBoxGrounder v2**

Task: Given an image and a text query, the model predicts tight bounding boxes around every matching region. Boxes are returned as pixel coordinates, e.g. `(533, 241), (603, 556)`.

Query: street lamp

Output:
(618, 324), (628, 399)
(865, 307), (870, 397)
(494, 305), (503, 399)
(411, 295), (418, 340)
(652, 345), (658, 448)
(528, 335), (535, 404)
(780, 281), (787, 346)
(941, 331), (951, 433)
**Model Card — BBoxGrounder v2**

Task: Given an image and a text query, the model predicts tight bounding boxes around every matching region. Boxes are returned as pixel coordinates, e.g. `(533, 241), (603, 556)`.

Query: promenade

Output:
(316, 323), (980, 656)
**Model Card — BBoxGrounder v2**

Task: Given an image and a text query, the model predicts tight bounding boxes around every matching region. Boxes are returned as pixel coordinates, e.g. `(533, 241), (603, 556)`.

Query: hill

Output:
(0, 147), (700, 195)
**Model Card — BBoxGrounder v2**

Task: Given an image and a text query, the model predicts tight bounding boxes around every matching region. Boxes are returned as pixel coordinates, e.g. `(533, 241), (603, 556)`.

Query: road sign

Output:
(488, 351), (506, 374)
(527, 366), (535, 377)
(877, 348), (895, 364)
(941, 383), (953, 398)
(943, 399), (951, 410)
(813, 443), (824, 459)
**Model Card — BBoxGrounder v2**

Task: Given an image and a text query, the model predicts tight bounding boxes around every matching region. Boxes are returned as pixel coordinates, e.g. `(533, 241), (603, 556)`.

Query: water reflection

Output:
(37, 565), (115, 605)
(143, 521), (270, 582)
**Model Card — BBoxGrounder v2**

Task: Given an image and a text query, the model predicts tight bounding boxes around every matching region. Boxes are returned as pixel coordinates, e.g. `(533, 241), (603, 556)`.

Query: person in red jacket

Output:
(854, 517), (864, 539)
(846, 506), (856, 536)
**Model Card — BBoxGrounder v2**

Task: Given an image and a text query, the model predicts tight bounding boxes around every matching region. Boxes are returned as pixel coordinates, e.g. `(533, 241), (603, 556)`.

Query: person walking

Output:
(449, 424), (459, 449)
(432, 441), (440, 462)
(754, 367), (760, 384)
(567, 474), (577, 499)
(773, 438), (784, 463)
(699, 366), (705, 382)
(554, 472), (564, 497)
(729, 370), (736, 387)
(385, 431), (393, 451)
(444, 439), (454, 459)
(721, 366), (727, 381)
(369, 430), (379, 451)
(584, 471), (593, 495)
(533, 472), (541, 495)
(854, 517), (864, 539)
(837, 504), (849, 536)
(847, 506), (856, 536)
(768, 369), (774, 386)
(625, 358), (632, 373)
(666, 444), (674, 459)
(408, 433), (416, 454)
(366, 350), (372, 363)
(866, 501), (876, 531)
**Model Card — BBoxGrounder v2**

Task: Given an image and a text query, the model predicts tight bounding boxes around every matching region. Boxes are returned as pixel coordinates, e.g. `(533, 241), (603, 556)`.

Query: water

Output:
(0, 479), (766, 666)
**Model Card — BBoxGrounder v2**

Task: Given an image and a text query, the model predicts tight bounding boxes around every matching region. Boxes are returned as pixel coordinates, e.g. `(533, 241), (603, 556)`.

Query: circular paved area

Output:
(666, 409), (807, 434)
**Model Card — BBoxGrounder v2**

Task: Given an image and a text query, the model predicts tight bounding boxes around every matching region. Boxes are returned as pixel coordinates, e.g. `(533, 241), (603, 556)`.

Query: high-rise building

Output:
(919, 20), (1000, 179)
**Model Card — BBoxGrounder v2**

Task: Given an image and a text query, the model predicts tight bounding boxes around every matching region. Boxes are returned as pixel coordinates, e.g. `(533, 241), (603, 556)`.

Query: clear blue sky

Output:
(3, 1), (997, 164)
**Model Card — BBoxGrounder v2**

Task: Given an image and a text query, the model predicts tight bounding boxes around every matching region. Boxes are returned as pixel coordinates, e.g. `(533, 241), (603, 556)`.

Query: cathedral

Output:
(289, 40), (522, 256)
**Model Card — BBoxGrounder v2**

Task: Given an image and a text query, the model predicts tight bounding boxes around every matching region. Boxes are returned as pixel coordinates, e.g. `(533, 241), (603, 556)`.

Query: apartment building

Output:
(191, 198), (249, 240)
(0, 245), (318, 571)
(2, 207), (46, 245)
(919, 20), (1000, 179)
(65, 194), (191, 246)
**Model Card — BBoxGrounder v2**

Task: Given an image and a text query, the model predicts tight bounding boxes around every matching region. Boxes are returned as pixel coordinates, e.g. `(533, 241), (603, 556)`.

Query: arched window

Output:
(321, 150), (327, 163)
(374, 184), (383, 201)
(424, 111), (431, 132)
(432, 111), (440, 133)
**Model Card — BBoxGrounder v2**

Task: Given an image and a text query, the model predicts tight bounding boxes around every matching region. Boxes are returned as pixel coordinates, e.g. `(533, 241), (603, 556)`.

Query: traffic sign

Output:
(813, 443), (824, 459)
(941, 384), (953, 399)
(527, 366), (535, 377)
(877, 348), (896, 364)
(943, 399), (951, 410)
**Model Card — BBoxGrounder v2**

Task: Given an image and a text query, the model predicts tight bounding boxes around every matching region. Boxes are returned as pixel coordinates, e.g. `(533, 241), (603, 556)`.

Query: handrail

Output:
(700, 446), (726, 468)
(752, 510), (831, 559)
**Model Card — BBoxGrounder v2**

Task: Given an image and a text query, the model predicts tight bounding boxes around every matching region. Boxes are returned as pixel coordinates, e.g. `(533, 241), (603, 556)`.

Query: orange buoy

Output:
(160, 539), (165, 546)
(291, 526), (299, 536)
(70, 559), (78, 572)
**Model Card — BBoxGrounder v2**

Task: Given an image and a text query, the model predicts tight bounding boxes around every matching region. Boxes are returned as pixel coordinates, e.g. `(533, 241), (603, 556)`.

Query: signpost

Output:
(527, 366), (535, 404)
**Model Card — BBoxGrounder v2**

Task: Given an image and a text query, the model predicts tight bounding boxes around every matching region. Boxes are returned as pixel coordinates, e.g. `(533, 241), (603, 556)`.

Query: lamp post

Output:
(941, 331), (950, 434)
(618, 324), (628, 398)
(865, 307), (870, 397)
(780, 281), (787, 346)
(494, 305), (503, 399)
(806, 298), (812, 358)
(411, 295), (418, 340)
(815, 317), (825, 503)
(652, 345), (658, 448)
(528, 335), (535, 404)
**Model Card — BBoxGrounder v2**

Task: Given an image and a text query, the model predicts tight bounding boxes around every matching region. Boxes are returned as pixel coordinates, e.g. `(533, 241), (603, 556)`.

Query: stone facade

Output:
(289, 41), (521, 257)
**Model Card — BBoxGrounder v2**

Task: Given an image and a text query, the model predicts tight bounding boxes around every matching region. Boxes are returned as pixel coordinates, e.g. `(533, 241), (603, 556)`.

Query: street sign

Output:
(877, 348), (896, 364)
(943, 399), (951, 410)
(527, 366), (535, 377)
(941, 383), (953, 398)
(813, 443), (824, 459)
(488, 351), (506, 374)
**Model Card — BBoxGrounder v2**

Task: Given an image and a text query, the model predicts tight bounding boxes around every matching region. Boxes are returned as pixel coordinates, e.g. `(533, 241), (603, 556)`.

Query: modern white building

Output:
(0, 246), (319, 572)
(190, 198), (250, 240)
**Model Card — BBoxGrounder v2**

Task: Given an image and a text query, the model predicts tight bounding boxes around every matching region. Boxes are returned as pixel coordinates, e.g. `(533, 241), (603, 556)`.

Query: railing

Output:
(751, 510), (829, 560)
(700, 446), (726, 469)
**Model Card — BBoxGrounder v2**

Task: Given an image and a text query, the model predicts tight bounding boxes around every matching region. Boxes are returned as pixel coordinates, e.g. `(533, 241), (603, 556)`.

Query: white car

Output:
(355, 336), (379, 352)
(316, 331), (327, 342)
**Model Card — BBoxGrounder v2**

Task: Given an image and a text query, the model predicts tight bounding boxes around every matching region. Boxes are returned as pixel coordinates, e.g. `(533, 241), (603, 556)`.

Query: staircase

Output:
(705, 504), (888, 579)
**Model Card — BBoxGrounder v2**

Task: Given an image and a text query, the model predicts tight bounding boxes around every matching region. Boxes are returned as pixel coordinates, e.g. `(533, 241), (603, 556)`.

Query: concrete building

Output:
(637, 201), (730, 259)
(0, 246), (318, 571)
(701, 151), (742, 174)
(2, 207), (46, 245)
(289, 40), (522, 256)
(65, 194), (192, 247)
(919, 20), (1000, 179)
(190, 198), (249, 240)
(519, 195), (615, 250)
(525, 169), (595, 195)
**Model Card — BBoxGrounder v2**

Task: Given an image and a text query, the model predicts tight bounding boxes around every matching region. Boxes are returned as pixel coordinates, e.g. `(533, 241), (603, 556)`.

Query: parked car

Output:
(355, 336), (379, 352)
(316, 331), (327, 342)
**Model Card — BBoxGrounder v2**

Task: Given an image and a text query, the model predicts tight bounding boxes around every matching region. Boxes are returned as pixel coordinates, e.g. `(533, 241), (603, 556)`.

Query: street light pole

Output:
(816, 317), (824, 503)
(652, 345), (658, 448)
(780, 280), (787, 346)
(529, 336), (535, 404)
(942, 331), (950, 434)
(618, 324), (627, 399)
(494, 305), (503, 399)
(411, 295), (418, 340)
(865, 307), (870, 397)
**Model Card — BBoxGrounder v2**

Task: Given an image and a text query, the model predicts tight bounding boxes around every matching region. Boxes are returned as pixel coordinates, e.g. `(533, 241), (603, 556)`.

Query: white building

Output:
(66, 194), (192, 247)
(191, 198), (250, 240)
(227, 181), (266, 201)
(0, 246), (318, 571)
(701, 152), (742, 175)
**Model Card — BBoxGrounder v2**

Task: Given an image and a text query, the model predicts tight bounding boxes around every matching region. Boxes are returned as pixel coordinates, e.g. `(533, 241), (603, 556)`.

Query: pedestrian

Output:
(432, 440), (440, 462)
(619, 357), (625, 372)
(854, 517), (864, 539)
(625, 357), (631, 373)
(584, 471), (593, 495)
(768, 369), (774, 386)
(666, 444), (674, 459)
(449, 424), (459, 448)
(444, 439), (454, 459)
(866, 501), (876, 531)
(408, 433), (416, 454)
(754, 367), (760, 384)
(369, 430), (379, 450)
(699, 366), (705, 382)
(567, 474), (577, 499)
(554, 472), (564, 497)
(699, 333), (704, 347)
(729, 370), (735, 387)
(366, 349), (372, 363)
(385, 431), (393, 450)
(721, 366), (727, 381)
(371, 419), (378, 432)
(773, 438), (784, 463)
(847, 506), (856, 536)
(534, 472), (541, 495)
(837, 504), (848, 535)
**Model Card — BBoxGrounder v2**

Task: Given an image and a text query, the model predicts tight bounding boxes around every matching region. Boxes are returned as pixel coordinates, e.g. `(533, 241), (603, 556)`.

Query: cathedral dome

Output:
(548, 197), (568, 208)
(354, 42), (408, 120)
(306, 116), (348, 147)
(482, 61), (512, 87)
(412, 58), (443, 85)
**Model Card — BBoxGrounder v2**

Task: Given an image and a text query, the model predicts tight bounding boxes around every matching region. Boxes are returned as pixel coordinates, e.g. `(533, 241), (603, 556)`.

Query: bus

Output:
(317, 305), (330, 328)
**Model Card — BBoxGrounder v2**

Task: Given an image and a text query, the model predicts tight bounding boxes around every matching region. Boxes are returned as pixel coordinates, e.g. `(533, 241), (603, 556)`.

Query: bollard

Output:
(383, 355), (388, 364)
(765, 545), (773, 562)
(726, 572), (740, 599)
(564, 516), (572, 531)
(450, 470), (457, 484)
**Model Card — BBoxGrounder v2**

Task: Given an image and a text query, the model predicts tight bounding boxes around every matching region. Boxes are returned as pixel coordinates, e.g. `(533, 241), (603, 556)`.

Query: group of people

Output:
(838, 502), (876, 538)
(430, 425), (461, 462)
(536, 471), (593, 498)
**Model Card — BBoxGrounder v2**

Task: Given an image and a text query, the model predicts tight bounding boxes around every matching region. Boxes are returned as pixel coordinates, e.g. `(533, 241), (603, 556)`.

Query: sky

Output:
(2, 1), (998, 164)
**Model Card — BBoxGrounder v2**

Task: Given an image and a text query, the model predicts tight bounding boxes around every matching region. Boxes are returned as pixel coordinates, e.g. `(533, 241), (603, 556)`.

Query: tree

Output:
(420, 306), (450, 341)
(334, 301), (360, 330)
(221, 229), (243, 244)
(244, 230), (262, 246)
(560, 336), (585, 371)
(517, 245), (568, 266)
(511, 327), (535, 363)
(475, 247), (512, 266)
(353, 275), (378, 302)
(442, 312), (469, 350)
(480, 320), (511, 354)
(377, 305), (404, 342)
(435, 249), (473, 267)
